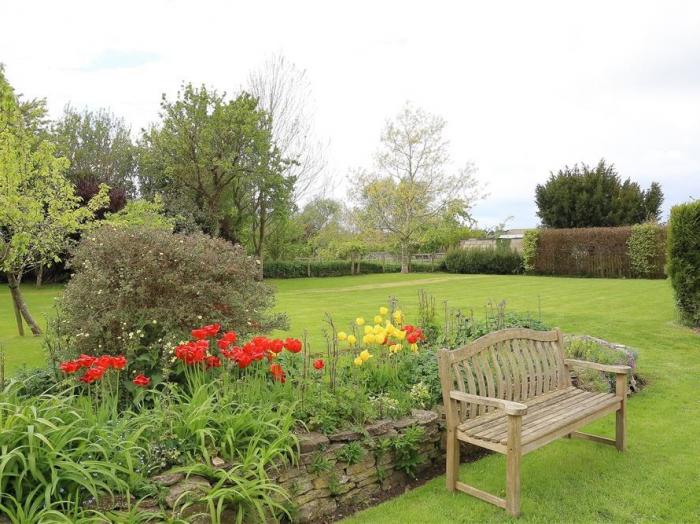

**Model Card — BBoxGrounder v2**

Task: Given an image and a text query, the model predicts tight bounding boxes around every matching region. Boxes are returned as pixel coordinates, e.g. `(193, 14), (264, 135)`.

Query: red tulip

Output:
(132, 374), (150, 388)
(313, 359), (325, 370)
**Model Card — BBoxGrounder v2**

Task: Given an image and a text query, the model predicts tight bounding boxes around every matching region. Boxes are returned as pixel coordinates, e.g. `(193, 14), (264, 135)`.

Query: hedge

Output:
(530, 226), (666, 279)
(262, 260), (439, 279)
(667, 201), (700, 326)
(442, 247), (523, 275)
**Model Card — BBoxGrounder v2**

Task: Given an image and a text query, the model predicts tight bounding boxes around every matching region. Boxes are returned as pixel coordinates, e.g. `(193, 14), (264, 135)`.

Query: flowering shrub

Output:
(55, 225), (287, 378)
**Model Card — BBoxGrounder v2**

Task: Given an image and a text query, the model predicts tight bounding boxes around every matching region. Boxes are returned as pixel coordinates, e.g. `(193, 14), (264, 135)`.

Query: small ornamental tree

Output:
(57, 226), (287, 376)
(0, 67), (108, 336)
(667, 200), (700, 326)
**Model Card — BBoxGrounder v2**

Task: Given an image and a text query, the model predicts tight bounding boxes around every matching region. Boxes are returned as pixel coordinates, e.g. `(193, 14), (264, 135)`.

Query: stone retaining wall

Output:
(279, 409), (445, 522)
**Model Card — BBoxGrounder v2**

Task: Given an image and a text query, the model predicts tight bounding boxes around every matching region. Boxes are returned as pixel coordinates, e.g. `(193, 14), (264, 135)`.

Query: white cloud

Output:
(2, 0), (699, 227)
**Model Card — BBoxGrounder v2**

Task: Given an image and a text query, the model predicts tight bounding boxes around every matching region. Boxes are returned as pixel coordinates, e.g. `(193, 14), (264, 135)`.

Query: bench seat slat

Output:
(457, 388), (620, 446)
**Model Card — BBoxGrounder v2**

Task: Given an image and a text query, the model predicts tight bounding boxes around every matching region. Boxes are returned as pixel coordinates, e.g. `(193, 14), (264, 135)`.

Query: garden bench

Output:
(437, 328), (630, 516)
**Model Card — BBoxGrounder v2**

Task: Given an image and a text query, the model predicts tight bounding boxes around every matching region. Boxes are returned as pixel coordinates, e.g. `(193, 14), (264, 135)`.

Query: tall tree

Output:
(535, 160), (664, 228)
(51, 106), (137, 211)
(0, 67), (108, 335)
(248, 53), (326, 200)
(139, 83), (284, 242)
(355, 103), (481, 272)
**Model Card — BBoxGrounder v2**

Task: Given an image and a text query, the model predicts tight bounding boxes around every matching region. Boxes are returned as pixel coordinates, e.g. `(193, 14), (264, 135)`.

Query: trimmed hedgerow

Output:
(442, 247), (523, 275)
(522, 229), (539, 274)
(262, 260), (438, 279)
(627, 222), (667, 278)
(667, 201), (700, 326)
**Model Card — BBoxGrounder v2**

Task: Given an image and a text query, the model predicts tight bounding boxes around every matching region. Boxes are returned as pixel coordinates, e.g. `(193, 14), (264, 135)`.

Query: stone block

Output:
(297, 496), (337, 523)
(297, 432), (330, 453)
(365, 420), (393, 436)
(329, 429), (362, 442)
(165, 475), (211, 509)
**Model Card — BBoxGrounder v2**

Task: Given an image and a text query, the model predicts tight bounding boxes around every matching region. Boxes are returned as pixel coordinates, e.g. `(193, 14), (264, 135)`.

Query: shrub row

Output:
(442, 247), (523, 275)
(667, 201), (700, 326)
(525, 225), (666, 279)
(262, 260), (438, 278)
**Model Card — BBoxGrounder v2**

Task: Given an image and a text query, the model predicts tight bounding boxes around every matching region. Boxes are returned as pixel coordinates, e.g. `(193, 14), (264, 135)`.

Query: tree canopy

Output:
(0, 67), (108, 335)
(355, 104), (481, 272)
(535, 160), (664, 228)
(138, 83), (294, 251)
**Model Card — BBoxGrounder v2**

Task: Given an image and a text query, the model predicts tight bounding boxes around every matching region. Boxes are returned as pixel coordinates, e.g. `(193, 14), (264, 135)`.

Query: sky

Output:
(2, 0), (699, 228)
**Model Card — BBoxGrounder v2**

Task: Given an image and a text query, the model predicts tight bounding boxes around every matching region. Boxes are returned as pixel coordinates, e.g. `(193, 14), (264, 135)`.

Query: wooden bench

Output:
(437, 328), (630, 516)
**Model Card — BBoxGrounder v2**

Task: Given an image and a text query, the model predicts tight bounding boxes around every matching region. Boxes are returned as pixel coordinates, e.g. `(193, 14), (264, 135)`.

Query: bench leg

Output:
(615, 374), (627, 451)
(446, 427), (460, 491)
(506, 414), (522, 517)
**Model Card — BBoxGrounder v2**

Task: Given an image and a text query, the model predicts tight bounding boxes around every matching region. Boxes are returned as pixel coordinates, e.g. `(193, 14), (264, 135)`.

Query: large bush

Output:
(667, 201), (700, 326)
(57, 226), (286, 370)
(442, 247), (523, 275)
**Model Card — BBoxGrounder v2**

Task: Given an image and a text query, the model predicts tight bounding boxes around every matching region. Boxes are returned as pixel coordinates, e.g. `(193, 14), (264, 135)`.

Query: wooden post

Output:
(438, 349), (459, 491)
(615, 372), (627, 451)
(506, 414), (522, 517)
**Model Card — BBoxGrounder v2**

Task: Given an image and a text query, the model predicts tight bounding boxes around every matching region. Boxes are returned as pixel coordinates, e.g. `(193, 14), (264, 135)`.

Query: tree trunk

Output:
(400, 243), (410, 273)
(36, 264), (44, 287)
(7, 273), (42, 336)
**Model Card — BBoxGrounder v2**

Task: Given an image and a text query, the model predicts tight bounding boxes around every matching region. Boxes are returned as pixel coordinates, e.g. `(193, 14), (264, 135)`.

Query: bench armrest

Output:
(564, 358), (631, 374)
(450, 391), (528, 416)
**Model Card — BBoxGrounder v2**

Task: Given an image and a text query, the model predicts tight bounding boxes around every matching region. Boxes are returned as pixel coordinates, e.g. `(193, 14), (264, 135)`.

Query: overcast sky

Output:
(2, 0), (699, 227)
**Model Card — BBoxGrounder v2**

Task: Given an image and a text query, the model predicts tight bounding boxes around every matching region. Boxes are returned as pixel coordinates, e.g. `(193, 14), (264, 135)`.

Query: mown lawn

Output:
(1, 274), (698, 522)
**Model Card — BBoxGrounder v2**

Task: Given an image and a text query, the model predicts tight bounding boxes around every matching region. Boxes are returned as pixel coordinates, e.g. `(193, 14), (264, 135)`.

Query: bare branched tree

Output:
(248, 53), (327, 201)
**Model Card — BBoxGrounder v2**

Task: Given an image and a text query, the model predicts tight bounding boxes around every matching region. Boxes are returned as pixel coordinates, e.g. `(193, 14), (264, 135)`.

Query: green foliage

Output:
(0, 372), (297, 522)
(336, 442), (365, 465)
(387, 426), (425, 478)
(667, 200), (700, 326)
(139, 83), (293, 249)
(442, 247), (523, 275)
(308, 452), (333, 474)
(56, 226), (286, 374)
(0, 67), (110, 335)
(51, 105), (137, 197)
(565, 338), (638, 392)
(100, 196), (176, 232)
(627, 222), (666, 278)
(522, 229), (539, 273)
(535, 159), (663, 228)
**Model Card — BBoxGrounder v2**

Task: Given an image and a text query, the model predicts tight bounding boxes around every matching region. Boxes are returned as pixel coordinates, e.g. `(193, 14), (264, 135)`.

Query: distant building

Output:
(459, 229), (528, 253)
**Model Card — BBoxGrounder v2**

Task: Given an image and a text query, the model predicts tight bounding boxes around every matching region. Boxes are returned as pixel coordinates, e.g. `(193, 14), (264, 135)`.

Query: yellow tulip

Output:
(373, 324), (383, 335)
(389, 343), (402, 354)
(385, 323), (395, 335)
(363, 334), (375, 345)
(410, 343), (418, 353)
(379, 306), (389, 315)
(373, 315), (383, 324)
(395, 330), (406, 340)
(337, 331), (347, 341)
(360, 349), (372, 362)
(355, 317), (365, 326)
(392, 310), (403, 323)
(353, 356), (363, 366)
(364, 325), (373, 335)
(375, 334), (386, 345)
(347, 334), (357, 345)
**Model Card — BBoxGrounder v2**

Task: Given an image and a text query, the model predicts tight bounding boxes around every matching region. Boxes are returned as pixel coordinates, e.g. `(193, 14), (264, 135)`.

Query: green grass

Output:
(0, 284), (62, 374)
(1, 273), (698, 522)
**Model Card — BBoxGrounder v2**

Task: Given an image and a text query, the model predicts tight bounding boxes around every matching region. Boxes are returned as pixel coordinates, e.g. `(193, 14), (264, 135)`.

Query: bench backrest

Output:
(438, 328), (570, 420)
